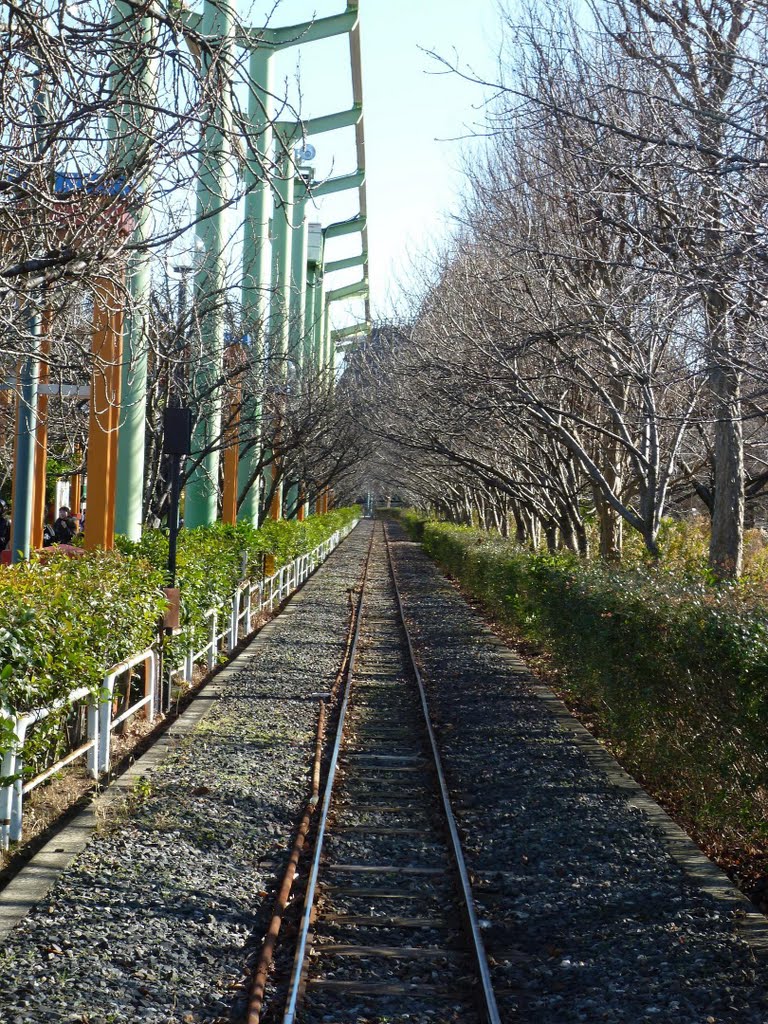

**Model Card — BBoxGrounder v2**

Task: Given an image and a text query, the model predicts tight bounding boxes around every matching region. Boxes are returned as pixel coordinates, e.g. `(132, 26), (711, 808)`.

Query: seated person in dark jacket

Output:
(0, 500), (9, 550)
(53, 506), (76, 544)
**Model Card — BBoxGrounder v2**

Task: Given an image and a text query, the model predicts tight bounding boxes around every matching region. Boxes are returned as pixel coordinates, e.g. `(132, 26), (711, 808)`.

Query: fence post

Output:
(184, 648), (195, 684)
(0, 720), (16, 850)
(207, 610), (218, 672)
(9, 717), (30, 843)
(145, 652), (156, 724)
(98, 672), (116, 775)
(230, 588), (240, 649)
(87, 697), (99, 778)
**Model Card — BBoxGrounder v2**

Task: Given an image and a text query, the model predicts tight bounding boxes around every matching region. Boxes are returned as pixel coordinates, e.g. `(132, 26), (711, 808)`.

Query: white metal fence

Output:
(0, 521), (356, 850)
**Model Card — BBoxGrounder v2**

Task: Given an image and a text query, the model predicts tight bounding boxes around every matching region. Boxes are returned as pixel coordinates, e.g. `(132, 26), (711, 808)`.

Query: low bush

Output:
(117, 506), (360, 669)
(0, 549), (166, 771)
(1, 507), (359, 771)
(396, 512), (768, 846)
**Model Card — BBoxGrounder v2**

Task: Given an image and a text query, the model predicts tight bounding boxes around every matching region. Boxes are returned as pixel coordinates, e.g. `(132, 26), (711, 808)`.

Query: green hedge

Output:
(117, 507), (361, 668)
(399, 514), (768, 842)
(0, 550), (166, 716)
(1, 508), (359, 769)
(0, 550), (167, 771)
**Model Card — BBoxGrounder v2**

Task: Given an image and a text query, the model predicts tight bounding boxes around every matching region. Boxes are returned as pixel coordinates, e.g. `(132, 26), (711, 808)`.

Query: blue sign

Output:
(54, 172), (133, 197)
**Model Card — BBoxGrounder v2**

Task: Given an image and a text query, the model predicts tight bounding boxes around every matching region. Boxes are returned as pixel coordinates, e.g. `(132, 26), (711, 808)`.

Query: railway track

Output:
(280, 522), (501, 1024)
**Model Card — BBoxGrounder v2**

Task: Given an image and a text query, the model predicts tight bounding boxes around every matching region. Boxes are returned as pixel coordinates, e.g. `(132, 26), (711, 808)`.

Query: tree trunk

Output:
(709, 361), (744, 579)
(596, 494), (623, 561)
(513, 509), (527, 546)
(544, 522), (559, 553)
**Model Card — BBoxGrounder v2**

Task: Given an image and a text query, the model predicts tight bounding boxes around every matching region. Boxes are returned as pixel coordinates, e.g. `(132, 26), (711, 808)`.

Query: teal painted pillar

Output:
(313, 273), (327, 377)
(289, 174), (311, 372)
(114, 246), (151, 539)
(186, 0), (234, 528)
(306, 223), (325, 378)
(304, 265), (318, 372)
(11, 312), (40, 563)
(113, 5), (158, 540)
(322, 296), (333, 382)
(269, 144), (295, 363)
(238, 48), (274, 526)
(263, 143), (296, 521)
(285, 171), (311, 518)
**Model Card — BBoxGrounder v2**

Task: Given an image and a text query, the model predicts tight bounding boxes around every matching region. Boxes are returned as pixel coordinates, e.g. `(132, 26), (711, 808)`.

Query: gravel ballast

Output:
(0, 522), (373, 1024)
(3, 518), (768, 1024)
(387, 524), (768, 1024)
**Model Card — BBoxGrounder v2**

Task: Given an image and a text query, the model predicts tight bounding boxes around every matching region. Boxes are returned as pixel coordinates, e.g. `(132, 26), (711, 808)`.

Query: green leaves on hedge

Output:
(409, 515), (768, 842)
(0, 550), (166, 715)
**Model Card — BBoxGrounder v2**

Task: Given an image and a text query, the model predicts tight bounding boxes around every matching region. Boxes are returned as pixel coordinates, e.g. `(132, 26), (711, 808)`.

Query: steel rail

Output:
(246, 701), (325, 1024)
(281, 526), (376, 1024)
(248, 528), (373, 1023)
(382, 523), (503, 1024)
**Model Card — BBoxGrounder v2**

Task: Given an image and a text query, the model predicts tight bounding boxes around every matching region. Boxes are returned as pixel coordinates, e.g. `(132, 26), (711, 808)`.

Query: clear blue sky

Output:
(248, 0), (501, 322)
(359, 1), (500, 317)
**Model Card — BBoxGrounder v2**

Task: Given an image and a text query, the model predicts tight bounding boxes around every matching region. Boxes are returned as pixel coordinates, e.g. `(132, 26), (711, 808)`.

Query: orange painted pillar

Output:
(297, 486), (306, 522)
(221, 389), (241, 526)
(70, 458), (82, 518)
(84, 276), (123, 551)
(269, 479), (281, 521)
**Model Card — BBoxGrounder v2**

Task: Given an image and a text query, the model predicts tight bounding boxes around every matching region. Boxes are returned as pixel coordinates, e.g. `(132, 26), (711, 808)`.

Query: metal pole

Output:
(238, 48), (274, 526)
(289, 171), (311, 373)
(168, 453), (181, 588)
(285, 169), (311, 518)
(264, 142), (296, 521)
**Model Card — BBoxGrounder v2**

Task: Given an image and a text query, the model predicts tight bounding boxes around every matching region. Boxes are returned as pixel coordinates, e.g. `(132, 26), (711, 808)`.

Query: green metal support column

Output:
(289, 173), (311, 372)
(284, 170), (311, 518)
(11, 312), (40, 563)
(320, 215), (366, 383)
(186, 0), (234, 528)
(313, 271), (327, 378)
(238, 47), (274, 525)
(270, 146), (296, 355)
(11, 58), (48, 560)
(114, 238), (151, 539)
(114, 5), (158, 540)
(304, 268), (321, 378)
(264, 142), (296, 520)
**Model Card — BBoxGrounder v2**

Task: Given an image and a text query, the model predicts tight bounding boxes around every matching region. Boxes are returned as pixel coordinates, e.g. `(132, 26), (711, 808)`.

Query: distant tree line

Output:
(355, 0), (768, 579)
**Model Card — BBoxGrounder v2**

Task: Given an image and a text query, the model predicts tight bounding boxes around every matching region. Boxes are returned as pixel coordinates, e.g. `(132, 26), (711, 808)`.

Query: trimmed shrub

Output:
(1, 507), (359, 771)
(0, 549), (166, 772)
(117, 507), (361, 666)
(398, 513), (768, 843)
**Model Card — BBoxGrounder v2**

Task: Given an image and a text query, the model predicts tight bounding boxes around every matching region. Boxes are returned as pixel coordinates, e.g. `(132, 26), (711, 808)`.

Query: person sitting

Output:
(42, 522), (56, 547)
(53, 505), (76, 544)
(0, 500), (10, 551)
